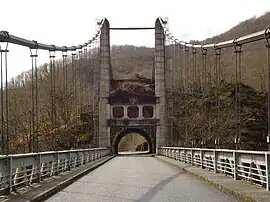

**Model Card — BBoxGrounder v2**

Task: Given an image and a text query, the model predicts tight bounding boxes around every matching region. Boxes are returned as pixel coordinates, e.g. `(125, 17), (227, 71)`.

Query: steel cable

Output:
(266, 28), (270, 151)
(0, 39), (9, 154)
(184, 45), (189, 147)
(214, 47), (221, 148)
(201, 47), (207, 148)
(29, 43), (39, 152)
(62, 49), (68, 121)
(49, 49), (56, 130)
(233, 42), (242, 150)
(191, 47), (197, 147)
(71, 49), (76, 113)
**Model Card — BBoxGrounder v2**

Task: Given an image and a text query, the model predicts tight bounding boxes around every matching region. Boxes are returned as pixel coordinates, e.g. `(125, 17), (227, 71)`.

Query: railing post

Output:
(81, 151), (84, 166)
(88, 150), (91, 162)
(266, 152), (270, 191)
(214, 150), (217, 173)
(56, 152), (59, 174)
(37, 153), (41, 182)
(90, 150), (92, 162)
(68, 151), (71, 170)
(191, 149), (193, 165)
(233, 151), (239, 180)
(200, 149), (204, 169)
(184, 149), (187, 163)
(9, 156), (12, 194)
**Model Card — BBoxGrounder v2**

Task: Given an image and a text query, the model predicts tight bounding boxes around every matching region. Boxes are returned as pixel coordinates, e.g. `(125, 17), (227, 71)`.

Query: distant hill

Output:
(203, 12), (270, 43)
(110, 45), (154, 79)
(108, 12), (270, 89)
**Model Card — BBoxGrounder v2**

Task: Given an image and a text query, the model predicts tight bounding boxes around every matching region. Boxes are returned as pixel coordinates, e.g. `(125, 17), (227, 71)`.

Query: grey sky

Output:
(1, 0), (270, 80)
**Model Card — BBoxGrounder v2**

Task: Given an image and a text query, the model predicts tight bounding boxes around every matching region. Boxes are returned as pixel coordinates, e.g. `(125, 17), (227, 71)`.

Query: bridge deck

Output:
(46, 156), (236, 202)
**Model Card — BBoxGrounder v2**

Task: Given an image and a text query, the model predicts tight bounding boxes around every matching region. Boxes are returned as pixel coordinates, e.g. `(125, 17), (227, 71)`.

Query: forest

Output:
(2, 12), (270, 154)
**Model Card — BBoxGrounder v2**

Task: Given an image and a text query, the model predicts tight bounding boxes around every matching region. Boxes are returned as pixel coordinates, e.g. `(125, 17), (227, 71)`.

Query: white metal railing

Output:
(0, 147), (110, 195)
(158, 147), (270, 191)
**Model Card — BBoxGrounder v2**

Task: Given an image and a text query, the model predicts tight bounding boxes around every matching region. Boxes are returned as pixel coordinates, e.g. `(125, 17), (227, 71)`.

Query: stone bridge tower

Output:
(98, 18), (167, 154)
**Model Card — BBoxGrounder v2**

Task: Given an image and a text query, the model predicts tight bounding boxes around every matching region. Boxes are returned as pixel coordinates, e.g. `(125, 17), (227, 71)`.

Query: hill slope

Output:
(109, 12), (270, 89)
(7, 12), (270, 153)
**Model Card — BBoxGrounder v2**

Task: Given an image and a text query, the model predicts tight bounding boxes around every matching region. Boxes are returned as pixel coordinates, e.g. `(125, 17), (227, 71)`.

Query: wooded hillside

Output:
(5, 12), (270, 153)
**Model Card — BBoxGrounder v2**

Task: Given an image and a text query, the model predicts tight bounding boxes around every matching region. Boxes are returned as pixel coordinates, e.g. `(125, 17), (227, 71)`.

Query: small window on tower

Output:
(112, 106), (124, 118)
(127, 106), (139, 118)
(143, 106), (154, 118)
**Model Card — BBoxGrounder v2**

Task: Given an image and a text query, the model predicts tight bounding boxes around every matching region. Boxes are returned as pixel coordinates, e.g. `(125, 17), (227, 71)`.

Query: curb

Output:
(29, 155), (116, 202)
(154, 156), (257, 202)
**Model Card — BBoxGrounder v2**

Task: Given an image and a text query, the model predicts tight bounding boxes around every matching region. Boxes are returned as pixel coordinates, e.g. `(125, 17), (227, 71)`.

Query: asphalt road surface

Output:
(46, 156), (238, 202)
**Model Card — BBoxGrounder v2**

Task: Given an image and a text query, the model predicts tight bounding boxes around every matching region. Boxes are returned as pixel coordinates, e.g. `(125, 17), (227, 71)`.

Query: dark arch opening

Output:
(113, 128), (154, 154)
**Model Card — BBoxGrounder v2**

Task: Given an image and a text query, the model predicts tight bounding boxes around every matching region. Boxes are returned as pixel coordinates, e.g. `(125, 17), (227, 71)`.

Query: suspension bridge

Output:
(0, 17), (269, 201)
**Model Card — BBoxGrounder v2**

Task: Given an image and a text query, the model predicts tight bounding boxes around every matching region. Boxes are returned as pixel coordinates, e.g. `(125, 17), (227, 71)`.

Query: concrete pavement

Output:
(155, 155), (270, 202)
(46, 156), (237, 202)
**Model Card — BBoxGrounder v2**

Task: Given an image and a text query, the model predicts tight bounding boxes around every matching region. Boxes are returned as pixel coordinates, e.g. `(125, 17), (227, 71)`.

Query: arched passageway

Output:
(112, 128), (154, 154)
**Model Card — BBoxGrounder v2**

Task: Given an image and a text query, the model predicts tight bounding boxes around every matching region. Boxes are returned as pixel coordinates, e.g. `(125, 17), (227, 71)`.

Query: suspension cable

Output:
(78, 49), (83, 112)
(233, 39), (242, 150)
(0, 32), (9, 154)
(97, 33), (101, 147)
(184, 45), (189, 90)
(177, 43), (184, 146)
(184, 45), (189, 147)
(174, 40), (179, 90)
(12, 78), (17, 152)
(83, 47), (88, 113)
(71, 48), (77, 112)
(214, 46), (221, 148)
(62, 48), (68, 120)
(172, 39), (177, 146)
(49, 47), (56, 129)
(201, 46), (207, 148)
(89, 42), (94, 147)
(192, 46), (197, 86)
(191, 46), (197, 147)
(265, 27), (270, 151)
(29, 41), (39, 152)
(179, 44), (184, 92)
(93, 38), (98, 147)
(0, 45), (3, 154)
(201, 46), (207, 93)
(168, 35), (174, 146)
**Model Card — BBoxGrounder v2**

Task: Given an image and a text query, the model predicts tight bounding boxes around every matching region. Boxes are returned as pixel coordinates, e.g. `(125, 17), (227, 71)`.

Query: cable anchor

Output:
(233, 38), (242, 53)
(0, 31), (10, 52)
(49, 45), (56, 58)
(201, 45), (207, 55)
(62, 46), (68, 57)
(214, 43), (221, 55)
(30, 40), (38, 57)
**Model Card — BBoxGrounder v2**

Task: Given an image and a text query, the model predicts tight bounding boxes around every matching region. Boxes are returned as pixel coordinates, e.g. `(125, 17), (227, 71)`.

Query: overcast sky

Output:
(1, 0), (270, 80)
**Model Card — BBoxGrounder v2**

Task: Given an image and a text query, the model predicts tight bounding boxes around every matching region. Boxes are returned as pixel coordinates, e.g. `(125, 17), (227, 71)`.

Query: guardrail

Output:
(158, 147), (270, 191)
(0, 147), (110, 195)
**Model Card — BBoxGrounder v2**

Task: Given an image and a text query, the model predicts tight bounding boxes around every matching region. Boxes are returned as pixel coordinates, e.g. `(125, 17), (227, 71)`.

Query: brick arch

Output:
(112, 128), (154, 154)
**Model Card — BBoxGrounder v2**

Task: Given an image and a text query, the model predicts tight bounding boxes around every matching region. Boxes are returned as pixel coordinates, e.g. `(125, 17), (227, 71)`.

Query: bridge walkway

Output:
(46, 156), (236, 202)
